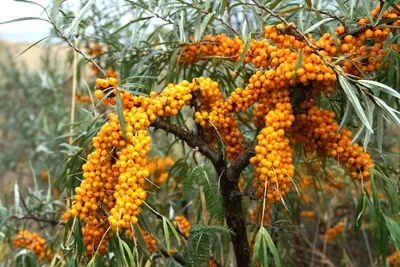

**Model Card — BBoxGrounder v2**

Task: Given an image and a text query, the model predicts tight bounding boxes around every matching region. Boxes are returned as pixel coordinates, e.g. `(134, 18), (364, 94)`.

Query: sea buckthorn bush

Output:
(1, 1), (400, 266)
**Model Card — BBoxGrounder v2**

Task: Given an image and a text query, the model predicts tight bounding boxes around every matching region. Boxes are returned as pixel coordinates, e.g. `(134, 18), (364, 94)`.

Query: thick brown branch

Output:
(151, 117), (251, 266)
(151, 117), (220, 164)
(227, 139), (257, 182)
(12, 214), (65, 226)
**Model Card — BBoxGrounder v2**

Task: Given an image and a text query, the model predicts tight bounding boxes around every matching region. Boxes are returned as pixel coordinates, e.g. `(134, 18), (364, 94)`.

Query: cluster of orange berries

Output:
(75, 92), (92, 103)
(179, 34), (243, 64)
(13, 231), (46, 259)
(290, 105), (374, 180)
(324, 221), (345, 243)
(82, 216), (110, 256)
(387, 251), (400, 267)
(194, 77), (244, 160)
(70, 77), (208, 256)
(126, 228), (157, 253)
(173, 215), (191, 238)
(146, 156), (175, 186)
(249, 204), (270, 224)
(250, 99), (295, 203)
(299, 211), (314, 219)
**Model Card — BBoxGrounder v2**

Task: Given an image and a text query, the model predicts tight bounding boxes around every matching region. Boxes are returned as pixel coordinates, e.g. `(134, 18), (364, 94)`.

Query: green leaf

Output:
(196, 13), (214, 41)
(51, 0), (62, 26)
(115, 92), (127, 140)
(355, 193), (366, 232)
(350, 0), (357, 18)
(163, 217), (171, 252)
(65, 0), (96, 37)
(359, 80), (400, 99)
(220, 0), (229, 15)
(362, 0), (373, 24)
(376, 109), (384, 153)
(74, 219), (85, 260)
(0, 17), (49, 25)
(361, 92), (373, 151)
(374, 97), (400, 126)
(191, 162), (225, 222)
(262, 227), (281, 267)
(339, 75), (373, 132)
(384, 216), (400, 248)
(15, 36), (51, 58)
(251, 229), (264, 266)
(235, 33), (251, 71)
(188, 225), (231, 265)
(305, 18), (334, 33)
(338, 97), (352, 134)
(292, 49), (304, 80)
(119, 237), (136, 267)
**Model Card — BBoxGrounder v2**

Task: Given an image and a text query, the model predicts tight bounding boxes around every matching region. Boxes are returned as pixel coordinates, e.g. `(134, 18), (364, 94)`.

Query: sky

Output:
(0, 0), (53, 43)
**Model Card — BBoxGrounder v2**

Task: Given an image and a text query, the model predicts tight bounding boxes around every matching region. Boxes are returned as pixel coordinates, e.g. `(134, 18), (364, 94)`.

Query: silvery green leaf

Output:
(339, 75), (373, 132)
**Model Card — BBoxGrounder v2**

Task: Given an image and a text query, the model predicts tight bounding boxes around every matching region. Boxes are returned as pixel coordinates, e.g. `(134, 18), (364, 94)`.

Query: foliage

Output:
(0, 0), (399, 266)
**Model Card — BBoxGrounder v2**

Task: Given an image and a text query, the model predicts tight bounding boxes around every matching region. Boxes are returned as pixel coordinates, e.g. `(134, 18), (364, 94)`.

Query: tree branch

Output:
(151, 117), (220, 164)
(12, 214), (65, 226)
(227, 139), (257, 182)
(151, 117), (252, 266)
(52, 25), (107, 77)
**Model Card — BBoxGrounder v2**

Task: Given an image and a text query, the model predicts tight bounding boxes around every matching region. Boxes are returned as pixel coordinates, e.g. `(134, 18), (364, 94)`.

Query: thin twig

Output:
(53, 25), (106, 77)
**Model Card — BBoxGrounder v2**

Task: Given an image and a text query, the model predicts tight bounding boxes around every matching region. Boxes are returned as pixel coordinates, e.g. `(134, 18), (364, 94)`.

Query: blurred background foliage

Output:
(0, 0), (399, 266)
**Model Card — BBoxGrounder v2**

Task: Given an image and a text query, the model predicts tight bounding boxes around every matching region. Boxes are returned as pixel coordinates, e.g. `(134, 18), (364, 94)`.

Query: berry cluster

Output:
(127, 228), (157, 253)
(173, 215), (191, 238)
(324, 221), (345, 243)
(300, 211), (315, 219)
(387, 251), (400, 267)
(194, 77), (244, 160)
(146, 155), (175, 186)
(13, 231), (46, 259)
(249, 204), (270, 224)
(290, 105), (374, 180)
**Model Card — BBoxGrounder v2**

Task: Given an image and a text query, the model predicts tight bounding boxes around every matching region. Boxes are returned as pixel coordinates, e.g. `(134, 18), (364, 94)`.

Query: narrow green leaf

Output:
(234, 33), (251, 71)
(15, 36), (51, 58)
(65, 0), (96, 37)
(292, 49), (304, 80)
(51, 0), (62, 26)
(361, 92), (373, 151)
(193, 16), (202, 41)
(262, 227), (281, 267)
(351, 124), (365, 146)
(376, 109), (384, 153)
(74, 219), (84, 260)
(350, 0), (357, 18)
(251, 230), (263, 267)
(384, 216), (400, 248)
(220, 0), (229, 15)
(374, 97), (400, 126)
(115, 92), (127, 140)
(339, 75), (373, 132)
(163, 218), (171, 252)
(166, 219), (181, 246)
(305, 18), (334, 33)
(338, 97), (352, 133)
(355, 193), (366, 232)
(359, 80), (400, 99)
(119, 237), (136, 267)
(198, 13), (214, 40)
(362, 0), (373, 24)
(0, 17), (49, 25)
